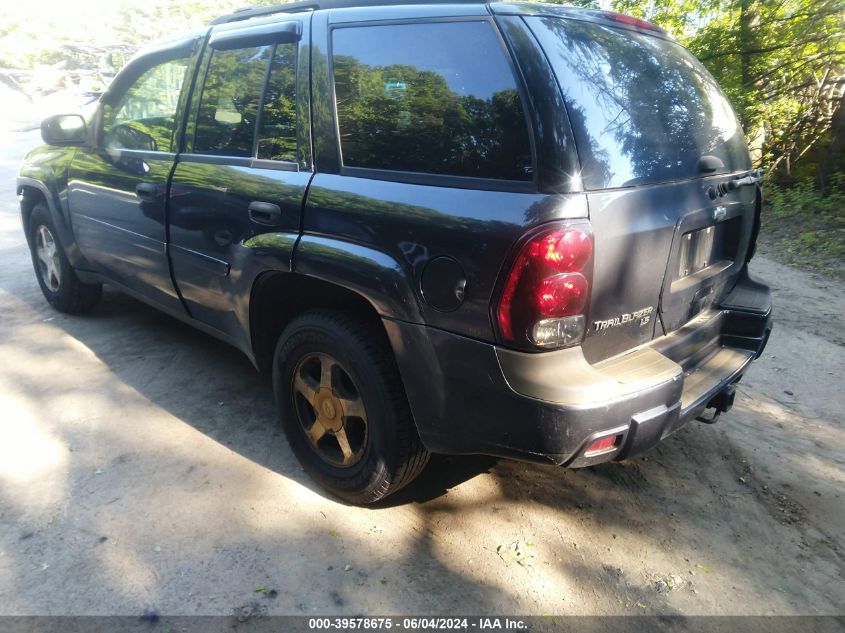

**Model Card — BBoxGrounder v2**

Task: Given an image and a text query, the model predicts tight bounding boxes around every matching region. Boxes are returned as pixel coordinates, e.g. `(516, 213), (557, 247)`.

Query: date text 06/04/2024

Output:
(307, 617), (528, 630)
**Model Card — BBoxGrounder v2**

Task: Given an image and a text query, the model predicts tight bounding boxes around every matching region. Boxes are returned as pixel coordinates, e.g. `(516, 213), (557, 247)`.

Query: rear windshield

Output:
(525, 17), (751, 190)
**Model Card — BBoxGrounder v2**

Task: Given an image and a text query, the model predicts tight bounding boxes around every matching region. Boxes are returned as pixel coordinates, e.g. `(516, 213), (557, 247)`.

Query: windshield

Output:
(525, 17), (751, 190)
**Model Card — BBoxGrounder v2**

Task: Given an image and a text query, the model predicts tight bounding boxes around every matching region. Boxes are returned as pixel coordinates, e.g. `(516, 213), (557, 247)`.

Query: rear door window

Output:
(104, 57), (189, 152)
(193, 42), (299, 161)
(194, 46), (273, 157)
(525, 17), (751, 190)
(331, 21), (533, 182)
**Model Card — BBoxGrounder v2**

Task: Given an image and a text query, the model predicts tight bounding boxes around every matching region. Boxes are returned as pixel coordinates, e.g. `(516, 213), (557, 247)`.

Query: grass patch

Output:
(757, 176), (845, 279)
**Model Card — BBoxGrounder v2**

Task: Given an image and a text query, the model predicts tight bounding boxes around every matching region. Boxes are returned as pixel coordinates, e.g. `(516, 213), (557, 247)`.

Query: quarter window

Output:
(332, 21), (533, 181)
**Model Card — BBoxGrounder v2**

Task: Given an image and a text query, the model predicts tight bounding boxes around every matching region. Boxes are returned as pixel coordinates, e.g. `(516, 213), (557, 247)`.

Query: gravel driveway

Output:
(0, 128), (842, 618)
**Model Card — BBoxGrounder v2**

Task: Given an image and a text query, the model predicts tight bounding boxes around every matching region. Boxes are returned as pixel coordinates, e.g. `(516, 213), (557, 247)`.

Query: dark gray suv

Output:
(18, 0), (772, 504)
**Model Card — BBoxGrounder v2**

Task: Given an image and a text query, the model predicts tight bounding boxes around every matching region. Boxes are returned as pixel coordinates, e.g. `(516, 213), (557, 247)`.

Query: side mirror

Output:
(41, 114), (87, 146)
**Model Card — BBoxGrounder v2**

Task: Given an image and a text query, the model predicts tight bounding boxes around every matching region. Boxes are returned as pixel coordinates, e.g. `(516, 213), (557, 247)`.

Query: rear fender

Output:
(293, 234), (423, 323)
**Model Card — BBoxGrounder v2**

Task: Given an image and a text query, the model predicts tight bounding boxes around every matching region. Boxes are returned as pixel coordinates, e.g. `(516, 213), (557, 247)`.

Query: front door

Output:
(168, 20), (311, 339)
(68, 38), (198, 312)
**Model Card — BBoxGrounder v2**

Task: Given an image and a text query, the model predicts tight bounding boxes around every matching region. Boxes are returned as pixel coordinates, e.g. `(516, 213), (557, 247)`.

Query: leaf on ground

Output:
(696, 564), (714, 573)
(496, 540), (535, 567)
(253, 584), (268, 595)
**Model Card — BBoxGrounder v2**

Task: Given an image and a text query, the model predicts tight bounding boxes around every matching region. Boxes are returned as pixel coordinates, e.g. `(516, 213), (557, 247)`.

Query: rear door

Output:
(168, 18), (311, 338)
(520, 14), (758, 362)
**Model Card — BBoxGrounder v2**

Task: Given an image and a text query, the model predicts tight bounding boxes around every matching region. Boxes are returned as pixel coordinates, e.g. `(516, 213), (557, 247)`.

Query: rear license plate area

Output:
(678, 226), (716, 278)
(676, 218), (741, 280)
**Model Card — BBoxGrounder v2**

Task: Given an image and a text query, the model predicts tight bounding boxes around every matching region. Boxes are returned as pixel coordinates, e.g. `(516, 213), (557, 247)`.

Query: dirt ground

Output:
(0, 128), (843, 617)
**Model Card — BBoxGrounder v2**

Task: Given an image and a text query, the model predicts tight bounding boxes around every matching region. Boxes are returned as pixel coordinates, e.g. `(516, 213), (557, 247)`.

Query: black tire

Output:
(28, 204), (102, 314)
(273, 309), (430, 504)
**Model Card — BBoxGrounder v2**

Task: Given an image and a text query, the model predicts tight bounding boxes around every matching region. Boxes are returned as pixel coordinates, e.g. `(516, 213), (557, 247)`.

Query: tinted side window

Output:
(194, 46), (272, 157)
(104, 58), (189, 152)
(257, 43), (298, 162)
(332, 21), (533, 181)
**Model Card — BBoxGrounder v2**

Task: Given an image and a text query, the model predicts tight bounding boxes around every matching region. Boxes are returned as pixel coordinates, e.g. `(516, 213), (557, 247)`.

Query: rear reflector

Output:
(584, 435), (618, 457)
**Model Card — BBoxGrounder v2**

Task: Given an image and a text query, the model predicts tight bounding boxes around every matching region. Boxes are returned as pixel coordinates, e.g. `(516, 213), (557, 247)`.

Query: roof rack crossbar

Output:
(211, 0), (488, 25)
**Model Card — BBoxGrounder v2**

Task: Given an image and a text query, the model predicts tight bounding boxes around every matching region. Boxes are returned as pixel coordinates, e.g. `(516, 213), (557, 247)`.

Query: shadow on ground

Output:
(0, 262), (843, 617)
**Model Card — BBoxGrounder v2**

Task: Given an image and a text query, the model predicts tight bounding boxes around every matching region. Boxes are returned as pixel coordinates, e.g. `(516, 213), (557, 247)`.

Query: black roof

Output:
(211, 0), (487, 25)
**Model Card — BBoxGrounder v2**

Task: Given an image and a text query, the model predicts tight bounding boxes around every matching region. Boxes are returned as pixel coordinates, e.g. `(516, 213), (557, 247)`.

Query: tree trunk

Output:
(818, 89), (845, 193)
(737, 0), (761, 134)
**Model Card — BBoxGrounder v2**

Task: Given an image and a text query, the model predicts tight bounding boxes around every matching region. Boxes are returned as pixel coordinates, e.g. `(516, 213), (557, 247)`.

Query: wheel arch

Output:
(17, 179), (53, 247)
(17, 176), (90, 270)
(249, 270), (400, 375)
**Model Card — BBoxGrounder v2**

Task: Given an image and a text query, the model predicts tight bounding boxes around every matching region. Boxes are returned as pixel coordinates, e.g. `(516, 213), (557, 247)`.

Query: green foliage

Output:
(759, 174), (845, 276)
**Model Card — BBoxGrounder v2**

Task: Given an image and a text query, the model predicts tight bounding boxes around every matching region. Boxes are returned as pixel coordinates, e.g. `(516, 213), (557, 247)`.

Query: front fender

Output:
(17, 146), (90, 269)
(294, 234), (423, 323)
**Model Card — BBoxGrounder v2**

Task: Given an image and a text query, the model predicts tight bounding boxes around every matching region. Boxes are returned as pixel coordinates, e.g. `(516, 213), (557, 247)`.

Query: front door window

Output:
(103, 57), (190, 152)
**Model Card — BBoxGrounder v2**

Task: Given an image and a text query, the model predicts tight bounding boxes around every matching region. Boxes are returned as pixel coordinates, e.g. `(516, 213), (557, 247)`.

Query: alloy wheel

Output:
(35, 225), (61, 292)
(291, 352), (368, 467)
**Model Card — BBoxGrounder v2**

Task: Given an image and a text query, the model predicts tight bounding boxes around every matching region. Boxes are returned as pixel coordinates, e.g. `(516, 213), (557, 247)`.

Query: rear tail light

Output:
(496, 223), (593, 350)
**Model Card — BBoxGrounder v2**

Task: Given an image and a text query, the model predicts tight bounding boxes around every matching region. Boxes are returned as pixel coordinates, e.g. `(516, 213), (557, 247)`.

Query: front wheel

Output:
(28, 204), (101, 314)
(273, 310), (429, 504)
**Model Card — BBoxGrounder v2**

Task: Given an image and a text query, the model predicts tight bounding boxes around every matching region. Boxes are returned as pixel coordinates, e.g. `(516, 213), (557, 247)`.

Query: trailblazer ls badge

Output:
(593, 306), (654, 332)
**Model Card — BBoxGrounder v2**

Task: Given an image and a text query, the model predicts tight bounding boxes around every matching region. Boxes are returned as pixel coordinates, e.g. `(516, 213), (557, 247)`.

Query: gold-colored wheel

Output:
(291, 352), (368, 468)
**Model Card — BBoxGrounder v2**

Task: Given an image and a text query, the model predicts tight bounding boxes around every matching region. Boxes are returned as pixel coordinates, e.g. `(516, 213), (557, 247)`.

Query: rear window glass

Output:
(525, 17), (751, 190)
(332, 21), (533, 182)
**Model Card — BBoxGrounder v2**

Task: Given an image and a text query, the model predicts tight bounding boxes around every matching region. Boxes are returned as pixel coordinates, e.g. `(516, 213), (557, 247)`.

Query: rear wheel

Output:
(273, 310), (429, 504)
(28, 204), (102, 314)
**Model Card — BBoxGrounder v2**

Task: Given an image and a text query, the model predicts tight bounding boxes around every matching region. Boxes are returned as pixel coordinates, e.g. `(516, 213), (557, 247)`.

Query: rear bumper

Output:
(387, 271), (772, 466)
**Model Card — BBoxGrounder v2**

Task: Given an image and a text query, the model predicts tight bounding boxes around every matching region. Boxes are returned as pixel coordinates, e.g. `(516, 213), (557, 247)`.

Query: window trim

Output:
(327, 16), (538, 193)
(176, 153), (300, 172)
(340, 166), (535, 193)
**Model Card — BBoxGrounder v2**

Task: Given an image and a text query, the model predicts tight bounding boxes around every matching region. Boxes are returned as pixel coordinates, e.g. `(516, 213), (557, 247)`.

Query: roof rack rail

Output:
(211, 0), (487, 25)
